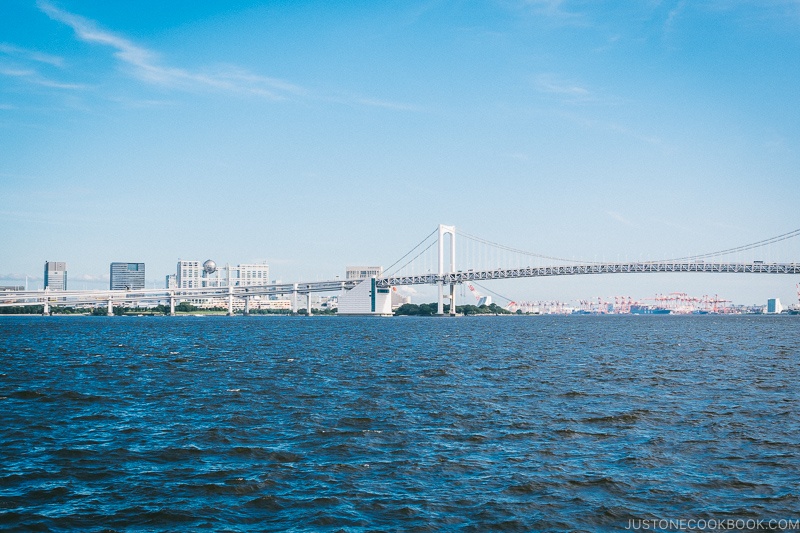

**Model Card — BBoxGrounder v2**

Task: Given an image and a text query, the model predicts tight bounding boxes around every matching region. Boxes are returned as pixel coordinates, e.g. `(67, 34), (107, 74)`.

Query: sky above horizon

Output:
(2, 0), (800, 304)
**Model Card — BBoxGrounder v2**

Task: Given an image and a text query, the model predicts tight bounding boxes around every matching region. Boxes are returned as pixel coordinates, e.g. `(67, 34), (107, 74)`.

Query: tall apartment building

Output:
(165, 274), (177, 289)
(110, 262), (145, 290)
(44, 261), (67, 291)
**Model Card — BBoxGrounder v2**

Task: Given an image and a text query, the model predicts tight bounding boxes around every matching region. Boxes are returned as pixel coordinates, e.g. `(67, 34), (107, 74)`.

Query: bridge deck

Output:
(375, 262), (800, 287)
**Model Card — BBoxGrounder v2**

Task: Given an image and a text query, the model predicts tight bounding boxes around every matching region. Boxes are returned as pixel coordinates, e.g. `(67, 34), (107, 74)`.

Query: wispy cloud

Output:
(0, 208), (101, 227)
(35, 1), (421, 110)
(523, 0), (585, 22)
(0, 43), (64, 67)
(0, 273), (42, 282)
(351, 97), (422, 111)
(0, 66), (87, 90)
(106, 96), (177, 109)
(607, 122), (664, 146)
(607, 211), (635, 226)
(663, 0), (687, 36)
(534, 73), (593, 102)
(75, 273), (109, 282)
(37, 1), (306, 100)
(547, 108), (667, 148)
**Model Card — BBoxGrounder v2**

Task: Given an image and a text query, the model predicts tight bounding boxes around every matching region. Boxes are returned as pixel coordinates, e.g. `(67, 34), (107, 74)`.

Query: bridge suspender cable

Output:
(459, 231), (602, 264)
(459, 227), (800, 265)
(659, 227), (800, 262)
(383, 227), (438, 276)
(387, 240), (438, 277)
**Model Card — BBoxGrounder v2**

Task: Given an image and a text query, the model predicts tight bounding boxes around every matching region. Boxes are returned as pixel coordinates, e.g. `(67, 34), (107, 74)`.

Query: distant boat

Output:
(630, 305), (671, 315)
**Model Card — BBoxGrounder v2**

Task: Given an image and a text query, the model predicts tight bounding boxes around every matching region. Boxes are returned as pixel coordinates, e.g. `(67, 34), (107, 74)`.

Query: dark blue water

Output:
(1, 315), (798, 532)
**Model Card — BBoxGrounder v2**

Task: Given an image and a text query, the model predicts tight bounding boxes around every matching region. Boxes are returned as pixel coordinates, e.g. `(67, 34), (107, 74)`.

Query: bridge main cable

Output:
(383, 227), (438, 277)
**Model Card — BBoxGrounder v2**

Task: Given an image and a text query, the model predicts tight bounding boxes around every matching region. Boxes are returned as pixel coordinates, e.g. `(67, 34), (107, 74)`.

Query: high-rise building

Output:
(44, 261), (67, 291)
(174, 259), (271, 308)
(110, 262), (145, 290)
(177, 260), (203, 288)
(165, 274), (177, 289)
(235, 263), (270, 286)
(176, 260), (270, 288)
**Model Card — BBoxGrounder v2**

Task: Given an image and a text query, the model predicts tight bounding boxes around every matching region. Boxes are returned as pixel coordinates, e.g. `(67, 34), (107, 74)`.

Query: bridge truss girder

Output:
(375, 262), (800, 288)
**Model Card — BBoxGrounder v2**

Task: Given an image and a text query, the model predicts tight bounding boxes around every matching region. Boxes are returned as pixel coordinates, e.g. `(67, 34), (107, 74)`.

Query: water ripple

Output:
(0, 315), (798, 531)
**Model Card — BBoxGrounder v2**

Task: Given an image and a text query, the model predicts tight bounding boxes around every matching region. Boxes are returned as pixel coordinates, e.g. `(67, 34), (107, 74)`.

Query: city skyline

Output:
(2, 1), (800, 304)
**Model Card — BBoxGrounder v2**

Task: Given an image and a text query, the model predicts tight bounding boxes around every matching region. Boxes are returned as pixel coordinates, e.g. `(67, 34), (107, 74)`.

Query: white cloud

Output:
(0, 43), (65, 67)
(106, 96), (176, 108)
(607, 122), (664, 146)
(35, 2), (422, 111)
(0, 273), (42, 282)
(523, 0), (584, 21)
(534, 73), (593, 102)
(351, 97), (422, 111)
(663, 0), (687, 36)
(37, 1), (305, 100)
(75, 273), (110, 282)
(607, 211), (634, 226)
(0, 65), (87, 90)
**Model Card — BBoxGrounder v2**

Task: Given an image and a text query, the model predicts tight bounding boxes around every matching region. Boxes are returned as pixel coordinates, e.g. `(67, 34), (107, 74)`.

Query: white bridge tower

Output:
(437, 224), (456, 316)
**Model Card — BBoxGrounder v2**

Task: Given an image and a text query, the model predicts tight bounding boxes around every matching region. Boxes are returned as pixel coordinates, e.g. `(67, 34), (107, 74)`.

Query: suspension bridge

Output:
(3, 224), (800, 316)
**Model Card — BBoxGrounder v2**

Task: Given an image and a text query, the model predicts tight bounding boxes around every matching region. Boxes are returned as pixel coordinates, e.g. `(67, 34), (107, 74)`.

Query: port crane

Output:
(467, 283), (492, 307)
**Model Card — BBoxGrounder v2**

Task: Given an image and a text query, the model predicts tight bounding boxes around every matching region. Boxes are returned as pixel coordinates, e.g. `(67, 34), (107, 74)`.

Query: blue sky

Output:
(2, 0), (799, 304)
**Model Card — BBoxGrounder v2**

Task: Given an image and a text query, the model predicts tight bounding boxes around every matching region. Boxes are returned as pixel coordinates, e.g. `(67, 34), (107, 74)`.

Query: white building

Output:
(346, 266), (383, 280)
(175, 259), (271, 308)
(767, 298), (783, 314)
(338, 277), (393, 316)
(234, 263), (270, 286)
(176, 260), (270, 288)
(177, 260), (203, 289)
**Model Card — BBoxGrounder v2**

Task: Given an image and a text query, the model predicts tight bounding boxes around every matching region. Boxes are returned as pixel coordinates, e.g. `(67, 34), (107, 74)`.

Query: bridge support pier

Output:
(227, 286), (234, 316)
(42, 301), (50, 316)
(436, 224), (456, 316)
(169, 295), (175, 316)
(244, 296), (250, 316)
(307, 293), (312, 316)
(107, 299), (113, 316)
(436, 283), (457, 316)
(292, 284), (298, 314)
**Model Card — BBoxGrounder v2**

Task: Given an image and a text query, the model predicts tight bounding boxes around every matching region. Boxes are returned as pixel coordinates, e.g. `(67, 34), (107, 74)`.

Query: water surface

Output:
(1, 315), (797, 531)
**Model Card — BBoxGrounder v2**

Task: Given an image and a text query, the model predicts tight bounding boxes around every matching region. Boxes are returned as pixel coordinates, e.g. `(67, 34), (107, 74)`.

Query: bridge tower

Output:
(437, 224), (456, 316)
